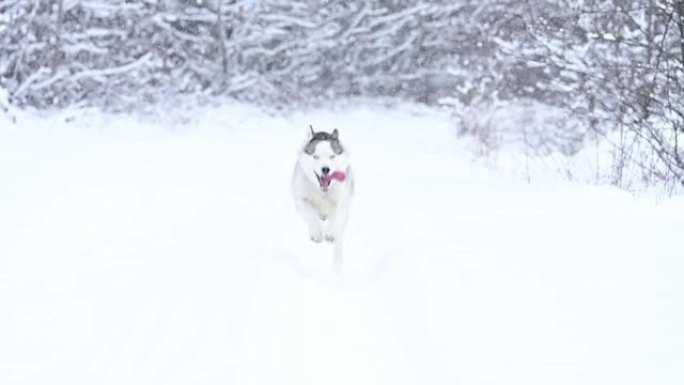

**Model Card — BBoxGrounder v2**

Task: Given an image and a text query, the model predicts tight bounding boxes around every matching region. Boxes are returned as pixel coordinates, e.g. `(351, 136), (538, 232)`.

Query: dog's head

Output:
(299, 125), (350, 191)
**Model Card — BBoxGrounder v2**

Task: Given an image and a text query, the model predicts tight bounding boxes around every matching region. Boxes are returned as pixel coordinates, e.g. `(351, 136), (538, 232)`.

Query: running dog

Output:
(292, 125), (354, 245)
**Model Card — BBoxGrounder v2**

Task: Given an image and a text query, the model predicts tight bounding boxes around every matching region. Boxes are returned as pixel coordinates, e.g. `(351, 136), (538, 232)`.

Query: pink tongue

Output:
(321, 175), (332, 188)
(321, 171), (346, 189)
(331, 171), (346, 181)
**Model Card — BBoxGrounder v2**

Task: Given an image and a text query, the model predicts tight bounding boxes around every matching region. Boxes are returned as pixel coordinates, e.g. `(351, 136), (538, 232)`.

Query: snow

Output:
(1, 103), (683, 385)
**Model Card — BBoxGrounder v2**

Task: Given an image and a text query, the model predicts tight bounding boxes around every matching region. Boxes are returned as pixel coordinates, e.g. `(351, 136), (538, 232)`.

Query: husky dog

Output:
(292, 125), (354, 245)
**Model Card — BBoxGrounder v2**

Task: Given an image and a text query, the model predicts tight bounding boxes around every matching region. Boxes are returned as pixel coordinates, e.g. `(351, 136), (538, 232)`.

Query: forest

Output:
(1, 0), (683, 189)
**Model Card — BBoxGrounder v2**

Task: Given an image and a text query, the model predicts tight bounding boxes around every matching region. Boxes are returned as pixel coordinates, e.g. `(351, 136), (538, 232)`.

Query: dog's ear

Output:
(309, 124), (315, 138)
(332, 128), (339, 140)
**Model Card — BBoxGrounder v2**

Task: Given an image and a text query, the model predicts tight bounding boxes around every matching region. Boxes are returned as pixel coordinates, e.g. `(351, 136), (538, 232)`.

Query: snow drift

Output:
(0, 104), (682, 385)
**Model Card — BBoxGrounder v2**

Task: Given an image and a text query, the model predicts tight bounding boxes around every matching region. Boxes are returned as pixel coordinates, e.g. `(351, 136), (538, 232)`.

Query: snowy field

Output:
(1, 103), (683, 385)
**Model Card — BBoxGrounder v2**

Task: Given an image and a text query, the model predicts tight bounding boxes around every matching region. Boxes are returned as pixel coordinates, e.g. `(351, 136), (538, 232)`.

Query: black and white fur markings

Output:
(292, 125), (354, 257)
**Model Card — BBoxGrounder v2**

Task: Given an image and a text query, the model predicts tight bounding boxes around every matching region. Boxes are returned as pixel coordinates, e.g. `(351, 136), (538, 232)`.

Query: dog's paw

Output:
(324, 233), (336, 243)
(309, 230), (323, 243)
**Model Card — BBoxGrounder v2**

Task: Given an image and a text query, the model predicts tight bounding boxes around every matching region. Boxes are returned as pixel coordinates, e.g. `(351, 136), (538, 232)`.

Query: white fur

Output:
(291, 131), (354, 247)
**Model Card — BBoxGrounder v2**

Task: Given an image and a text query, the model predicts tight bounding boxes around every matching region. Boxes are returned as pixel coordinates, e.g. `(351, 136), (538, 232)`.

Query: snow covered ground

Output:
(1, 103), (683, 385)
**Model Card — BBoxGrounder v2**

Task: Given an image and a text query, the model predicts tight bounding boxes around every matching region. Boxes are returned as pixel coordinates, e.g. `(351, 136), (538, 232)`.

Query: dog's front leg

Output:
(296, 198), (324, 243)
(325, 200), (350, 243)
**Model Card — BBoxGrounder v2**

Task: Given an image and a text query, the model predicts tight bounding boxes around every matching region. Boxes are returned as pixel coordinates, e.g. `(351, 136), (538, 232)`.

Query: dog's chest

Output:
(303, 193), (337, 220)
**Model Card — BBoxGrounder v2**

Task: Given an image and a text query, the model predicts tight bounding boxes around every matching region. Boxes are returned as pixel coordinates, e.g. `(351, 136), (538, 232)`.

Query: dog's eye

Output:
(313, 155), (320, 160)
(329, 155), (336, 160)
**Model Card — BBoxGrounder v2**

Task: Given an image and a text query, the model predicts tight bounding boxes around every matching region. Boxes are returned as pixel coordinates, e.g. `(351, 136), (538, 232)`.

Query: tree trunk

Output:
(677, 0), (684, 66)
(52, 0), (64, 73)
(216, 0), (228, 91)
